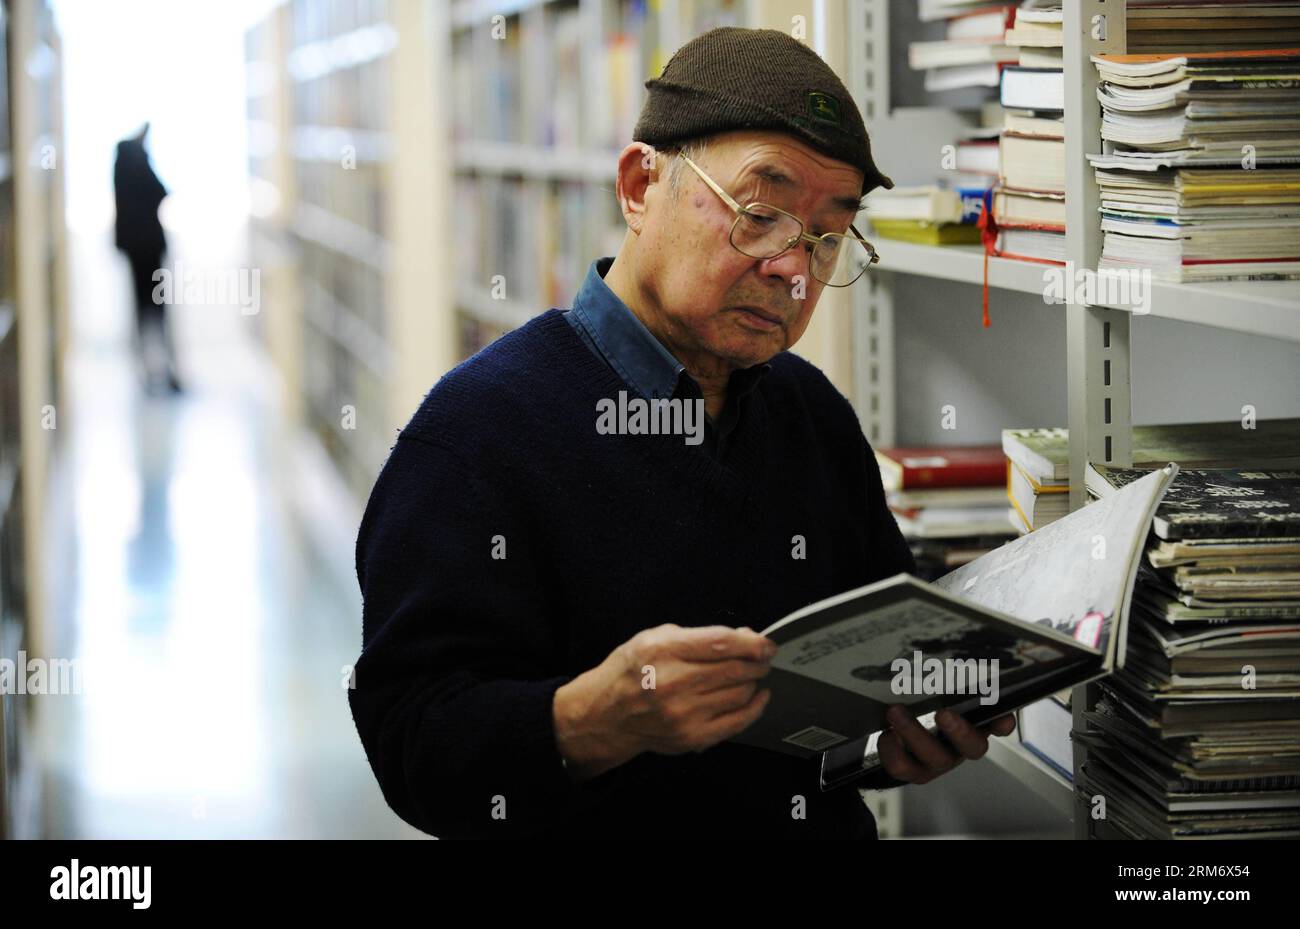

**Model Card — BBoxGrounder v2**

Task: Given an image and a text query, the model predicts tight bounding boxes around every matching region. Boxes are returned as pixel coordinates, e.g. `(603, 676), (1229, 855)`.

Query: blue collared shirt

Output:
(564, 257), (770, 460)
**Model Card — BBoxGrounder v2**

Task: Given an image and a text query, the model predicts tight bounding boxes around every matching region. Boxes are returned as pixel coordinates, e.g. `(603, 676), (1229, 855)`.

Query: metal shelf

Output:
(454, 141), (618, 183)
(286, 21), (397, 82)
(869, 241), (1300, 342)
(451, 0), (549, 31)
(292, 202), (391, 272)
(871, 241), (1062, 298)
(1117, 279), (1300, 343)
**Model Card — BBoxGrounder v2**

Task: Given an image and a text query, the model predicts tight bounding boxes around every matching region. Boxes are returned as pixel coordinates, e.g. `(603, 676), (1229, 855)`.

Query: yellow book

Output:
(869, 219), (983, 246)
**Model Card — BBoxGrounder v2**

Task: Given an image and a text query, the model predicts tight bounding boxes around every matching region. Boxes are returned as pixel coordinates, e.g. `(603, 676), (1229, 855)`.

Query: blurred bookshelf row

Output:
(244, 0), (751, 503)
(449, 0), (745, 354)
(0, 0), (70, 839)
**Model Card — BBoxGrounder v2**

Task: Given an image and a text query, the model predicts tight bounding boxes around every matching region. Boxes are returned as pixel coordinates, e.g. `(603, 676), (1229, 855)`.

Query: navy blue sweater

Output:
(350, 309), (916, 839)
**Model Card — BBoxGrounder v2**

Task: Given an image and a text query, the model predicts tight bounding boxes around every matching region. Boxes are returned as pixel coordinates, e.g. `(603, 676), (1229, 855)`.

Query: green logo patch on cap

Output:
(807, 91), (842, 127)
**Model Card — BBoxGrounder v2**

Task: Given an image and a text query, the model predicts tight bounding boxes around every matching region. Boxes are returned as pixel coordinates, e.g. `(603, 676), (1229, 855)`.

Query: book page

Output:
(932, 465), (1177, 665)
(768, 591), (1070, 702)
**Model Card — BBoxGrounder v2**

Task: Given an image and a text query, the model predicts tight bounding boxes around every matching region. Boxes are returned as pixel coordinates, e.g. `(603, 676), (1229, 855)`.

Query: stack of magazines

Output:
(1078, 463), (1300, 839)
(1086, 48), (1300, 282)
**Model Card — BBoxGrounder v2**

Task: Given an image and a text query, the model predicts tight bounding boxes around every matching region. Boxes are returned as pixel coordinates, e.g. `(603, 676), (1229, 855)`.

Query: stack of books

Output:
(911, 1), (1019, 92)
(864, 186), (984, 245)
(1126, 1), (1300, 54)
(1078, 464), (1300, 839)
(949, 125), (1001, 226)
(1002, 427), (1071, 533)
(994, 12), (1066, 264)
(876, 444), (1017, 579)
(1002, 418), (1300, 535)
(1087, 48), (1300, 282)
(1005, 1), (1063, 67)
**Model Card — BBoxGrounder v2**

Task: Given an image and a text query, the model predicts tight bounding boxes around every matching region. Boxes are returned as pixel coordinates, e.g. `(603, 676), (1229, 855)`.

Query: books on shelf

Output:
(999, 65), (1065, 111)
(865, 186), (967, 224)
(265, 0), (399, 499)
(1126, 0), (1300, 54)
(1091, 466), (1300, 545)
(1002, 418), (1300, 536)
(545, 4), (584, 149)
(869, 220), (984, 245)
(876, 444), (1017, 577)
(877, 444), (1008, 491)
(1093, 164), (1300, 282)
(910, 36), (1019, 70)
(1078, 462), (1300, 839)
(920, 0), (1010, 22)
(450, 0), (673, 359)
(996, 225), (1067, 262)
(989, 58), (1066, 264)
(993, 185), (1066, 225)
(912, 2), (1018, 90)
(956, 134), (1001, 175)
(1004, 4), (1062, 48)
(1000, 133), (1066, 192)
(1008, 457), (1069, 534)
(865, 185), (985, 243)
(1019, 46), (1063, 68)
(868, 128), (998, 241)
(992, 112), (1067, 228)
(1085, 48), (1300, 282)
(1088, 48), (1300, 168)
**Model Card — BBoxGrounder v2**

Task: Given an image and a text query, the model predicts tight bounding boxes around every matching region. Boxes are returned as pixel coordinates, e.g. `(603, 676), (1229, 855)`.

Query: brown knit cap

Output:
(632, 27), (894, 195)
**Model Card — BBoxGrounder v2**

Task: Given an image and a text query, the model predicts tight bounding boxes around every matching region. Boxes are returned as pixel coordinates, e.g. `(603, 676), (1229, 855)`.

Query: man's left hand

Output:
(877, 704), (1017, 786)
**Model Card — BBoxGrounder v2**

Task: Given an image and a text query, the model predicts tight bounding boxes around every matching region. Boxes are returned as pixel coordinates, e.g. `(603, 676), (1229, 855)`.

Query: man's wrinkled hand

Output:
(877, 704), (1017, 786)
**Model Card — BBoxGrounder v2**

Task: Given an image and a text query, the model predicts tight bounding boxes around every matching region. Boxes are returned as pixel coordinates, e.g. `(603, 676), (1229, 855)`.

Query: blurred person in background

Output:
(114, 121), (182, 394)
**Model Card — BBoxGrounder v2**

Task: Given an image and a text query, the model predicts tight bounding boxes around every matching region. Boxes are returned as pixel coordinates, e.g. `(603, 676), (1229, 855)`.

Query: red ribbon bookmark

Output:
(977, 200), (998, 329)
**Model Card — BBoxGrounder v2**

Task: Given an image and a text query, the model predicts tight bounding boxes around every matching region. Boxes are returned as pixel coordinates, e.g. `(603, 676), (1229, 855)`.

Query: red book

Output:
(875, 445), (1007, 491)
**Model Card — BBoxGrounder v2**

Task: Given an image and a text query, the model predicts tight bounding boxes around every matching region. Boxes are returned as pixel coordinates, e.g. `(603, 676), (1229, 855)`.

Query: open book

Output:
(730, 464), (1179, 790)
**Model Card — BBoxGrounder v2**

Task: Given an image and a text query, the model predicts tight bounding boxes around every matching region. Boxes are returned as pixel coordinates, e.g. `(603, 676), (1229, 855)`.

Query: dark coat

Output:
(113, 138), (168, 257)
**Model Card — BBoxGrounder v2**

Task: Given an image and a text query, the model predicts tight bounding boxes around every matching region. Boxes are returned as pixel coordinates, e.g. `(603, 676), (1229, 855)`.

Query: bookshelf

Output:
(448, 0), (751, 360)
(286, 0), (397, 499)
(845, 0), (1300, 838)
(246, 0), (452, 502)
(0, 0), (68, 840)
(245, 1), (299, 416)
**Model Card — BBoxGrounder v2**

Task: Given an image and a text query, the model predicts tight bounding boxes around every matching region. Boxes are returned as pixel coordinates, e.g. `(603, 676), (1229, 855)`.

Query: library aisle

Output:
(27, 232), (421, 839)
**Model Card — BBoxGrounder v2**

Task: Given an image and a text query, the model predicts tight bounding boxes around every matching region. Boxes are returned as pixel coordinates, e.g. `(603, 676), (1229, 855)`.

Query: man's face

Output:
(634, 130), (865, 372)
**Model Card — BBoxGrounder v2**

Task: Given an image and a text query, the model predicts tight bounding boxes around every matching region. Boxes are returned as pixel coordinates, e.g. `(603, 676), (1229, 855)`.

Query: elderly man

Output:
(350, 27), (1014, 839)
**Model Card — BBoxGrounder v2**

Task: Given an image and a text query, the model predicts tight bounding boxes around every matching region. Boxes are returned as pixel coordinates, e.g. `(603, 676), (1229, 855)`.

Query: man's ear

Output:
(616, 143), (661, 235)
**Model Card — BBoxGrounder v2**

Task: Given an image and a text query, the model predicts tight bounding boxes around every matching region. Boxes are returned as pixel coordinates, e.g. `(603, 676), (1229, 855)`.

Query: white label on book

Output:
(901, 456), (949, 469)
(783, 726), (848, 752)
(1073, 611), (1103, 649)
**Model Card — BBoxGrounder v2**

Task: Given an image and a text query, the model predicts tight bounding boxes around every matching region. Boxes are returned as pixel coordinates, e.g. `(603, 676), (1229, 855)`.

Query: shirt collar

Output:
(571, 257), (771, 404)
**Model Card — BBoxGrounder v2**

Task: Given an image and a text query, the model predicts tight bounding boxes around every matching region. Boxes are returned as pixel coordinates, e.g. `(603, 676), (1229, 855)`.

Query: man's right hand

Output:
(552, 624), (776, 783)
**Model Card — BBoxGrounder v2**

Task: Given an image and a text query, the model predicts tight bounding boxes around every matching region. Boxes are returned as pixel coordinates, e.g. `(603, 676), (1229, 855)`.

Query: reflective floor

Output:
(31, 234), (423, 839)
